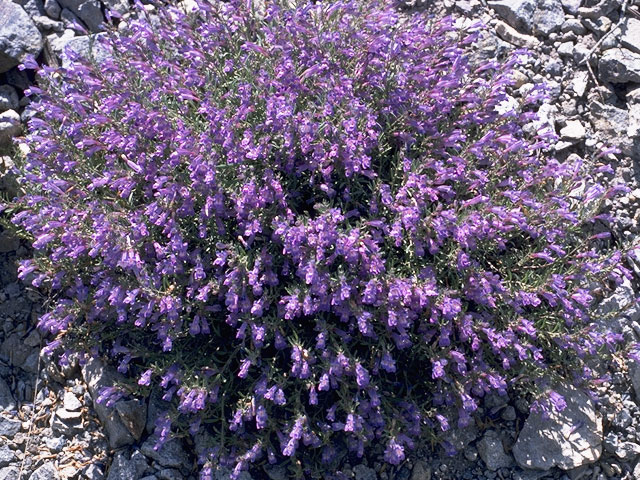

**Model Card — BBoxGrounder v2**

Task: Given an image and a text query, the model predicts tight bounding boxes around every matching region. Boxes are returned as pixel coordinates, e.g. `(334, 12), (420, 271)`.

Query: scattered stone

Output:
(0, 110), (21, 146)
(558, 41), (574, 57)
(0, 446), (15, 468)
(494, 20), (538, 48)
(614, 441), (640, 461)
(44, 0), (62, 18)
(45, 436), (66, 452)
(63, 390), (83, 411)
(107, 451), (141, 480)
(560, 0), (581, 15)
(0, 86), (18, 112)
(0, 467), (19, 480)
(560, 120), (586, 141)
(620, 17), (640, 55)
(141, 438), (189, 469)
(0, 416), (21, 438)
(598, 48), (640, 84)
(115, 399), (147, 441)
(477, 430), (514, 471)
(571, 71), (588, 97)
(488, 0), (537, 33)
(60, 33), (111, 67)
(512, 385), (602, 470)
(354, 464), (377, 480)
(157, 469), (183, 480)
(0, 378), (14, 412)
(57, 0), (104, 32)
(51, 405), (83, 435)
(410, 460), (432, 480)
(29, 462), (58, 480)
(0, 1), (43, 73)
(532, 0), (565, 35)
(501, 406), (517, 421)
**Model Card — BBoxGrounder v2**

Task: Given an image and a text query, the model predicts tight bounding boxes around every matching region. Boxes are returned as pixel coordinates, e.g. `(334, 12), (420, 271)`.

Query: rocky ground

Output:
(2, 0), (640, 479)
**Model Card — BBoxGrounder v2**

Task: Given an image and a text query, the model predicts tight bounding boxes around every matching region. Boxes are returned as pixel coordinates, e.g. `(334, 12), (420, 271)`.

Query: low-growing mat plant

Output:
(3, 0), (636, 477)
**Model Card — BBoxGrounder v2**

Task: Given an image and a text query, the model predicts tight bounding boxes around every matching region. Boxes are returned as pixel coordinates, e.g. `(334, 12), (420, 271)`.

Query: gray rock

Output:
(140, 438), (189, 469)
(560, 0), (581, 14)
(102, 0), (128, 15)
(33, 15), (64, 31)
(589, 101), (640, 158)
(0, 467), (19, 480)
(29, 462), (58, 480)
(561, 18), (585, 35)
(410, 460), (432, 480)
(441, 423), (478, 452)
(512, 385), (602, 470)
(0, 378), (14, 412)
(614, 441), (640, 461)
(211, 466), (252, 480)
(354, 464), (377, 480)
(45, 436), (66, 452)
(60, 33), (111, 67)
(81, 357), (136, 449)
(157, 470), (183, 480)
(106, 452), (139, 480)
(598, 48), (640, 84)
(0, 416), (21, 437)
(0, 110), (21, 147)
(570, 71), (588, 97)
(0, 1), (43, 73)
(533, 0), (565, 35)
(57, 0), (103, 32)
(629, 103), (640, 138)
(63, 390), (83, 411)
(51, 406), (83, 435)
(0, 86), (18, 112)
(0, 445), (15, 468)
(489, 0), (537, 33)
(44, 0), (61, 18)
(621, 18), (640, 55)
(115, 399), (147, 441)
(494, 20), (539, 47)
(264, 465), (287, 480)
(477, 430), (514, 471)
(83, 464), (105, 480)
(559, 120), (586, 141)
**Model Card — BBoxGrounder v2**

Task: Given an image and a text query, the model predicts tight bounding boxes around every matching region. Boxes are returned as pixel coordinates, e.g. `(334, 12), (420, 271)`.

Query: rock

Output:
(494, 20), (538, 48)
(0, 86), (18, 112)
(0, 467), (19, 480)
(0, 378), (14, 412)
(63, 390), (83, 411)
(441, 423), (478, 452)
(532, 0), (565, 35)
(264, 465), (287, 480)
(60, 33), (111, 67)
(0, 110), (21, 146)
(57, 0), (104, 31)
(629, 103), (640, 138)
(45, 436), (66, 452)
(0, 445), (15, 468)
(571, 71), (588, 97)
(0, 416), (21, 437)
(33, 15), (64, 31)
(410, 460), (432, 480)
(477, 430), (514, 471)
(598, 48), (640, 84)
(589, 101), (640, 158)
(512, 385), (602, 470)
(560, 120), (586, 141)
(157, 470), (183, 480)
(44, 0), (62, 18)
(0, 1), (43, 73)
(501, 405), (517, 421)
(29, 462), (58, 480)
(140, 438), (189, 469)
(354, 464), (377, 480)
(51, 406), (83, 435)
(560, 0), (581, 15)
(83, 464), (105, 480)
(561, 18), (585, 35)
(81, 357), (136, 449)
(115, 399), (147, 441)
(102, 0), (129, 15)
(488, 0), (537, 33)
(614, 442), (640, 461)
(621, 18), (640, 55)
(107, 451), (142, 480)
(557, 41), (573, 58)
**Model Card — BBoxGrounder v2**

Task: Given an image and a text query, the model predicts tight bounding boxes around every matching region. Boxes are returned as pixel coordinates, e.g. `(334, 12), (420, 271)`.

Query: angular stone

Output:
(106, 451), (142, 480)
(0, 86), (18, 112)
(63, 391), (83, 411)
(560, 120), (586, 141)
(621, 18), (640, 55)
(533, 0), (565, 36)
(0, 1), (43, 73)
(477, 430), (514, 471)
(115, 399), (146, 441)
(57, 0), (103, 32)
(0, 416), (21, 438)
(0, 378), (14, 412)
(0, 467), (19, 480)
(571, 71), (588, 97)
(44, 0), (61, 18)
(410, 460), (432, 480)
(29, 462), (58, 480)
(512, 385), (602, 470)
(629, 104), (640, 138)
(0, 110), (21, 147)
(598, 48), (640, 84)
(81, 358), (136, 449)
(494, 20), (538, 48)
(488, 0), (537, 33)
(0, 445), (15, 468)
(140, 438), (189, 469)
(60, 33), (111, 68)
(560, 0), (581, 15)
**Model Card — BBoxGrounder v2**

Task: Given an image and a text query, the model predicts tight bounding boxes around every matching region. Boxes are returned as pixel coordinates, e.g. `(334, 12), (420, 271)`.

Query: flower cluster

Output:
(8, 0), (629, 477)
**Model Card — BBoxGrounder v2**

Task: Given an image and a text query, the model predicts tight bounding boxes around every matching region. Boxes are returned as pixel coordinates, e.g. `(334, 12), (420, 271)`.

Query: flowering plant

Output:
(6, 0), (630, 477)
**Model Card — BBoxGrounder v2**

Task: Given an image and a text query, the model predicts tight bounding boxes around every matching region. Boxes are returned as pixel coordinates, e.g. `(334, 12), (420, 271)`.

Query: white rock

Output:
(0, 86), (18, 112)
(63, 391), (83, 411)
(0, 1), (43, 73)
(512, 385), (602, 470)
(571, 71), (589, 97)
(620, 17), (640, 55)
(560, 120), (586, 141)
(494, 20), (538, 48)
(489, 0), (537, 33)
(0, 110), (21, 146)
(629, 104), (640, 138)
(598, 48), (640, 84)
